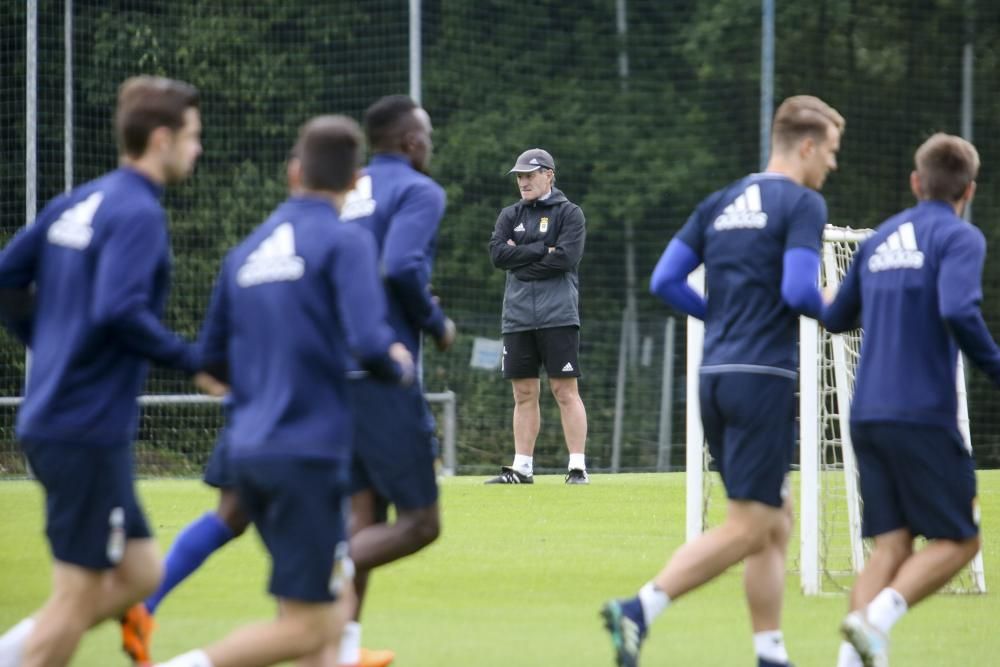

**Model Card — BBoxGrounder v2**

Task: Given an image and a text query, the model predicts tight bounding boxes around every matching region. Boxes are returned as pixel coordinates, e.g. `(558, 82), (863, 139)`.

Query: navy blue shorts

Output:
(203, 432), (234, 489)
(349, 378), (439, 511)
(233, 457), (350, 603)
(21, 441), (152, 570)
(699, 372), (796, 508)
(850, 421), (979, 540)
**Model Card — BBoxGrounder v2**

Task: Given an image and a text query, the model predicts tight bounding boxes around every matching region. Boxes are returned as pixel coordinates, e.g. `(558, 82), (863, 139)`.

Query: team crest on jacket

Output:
(539, 217), (549, 233)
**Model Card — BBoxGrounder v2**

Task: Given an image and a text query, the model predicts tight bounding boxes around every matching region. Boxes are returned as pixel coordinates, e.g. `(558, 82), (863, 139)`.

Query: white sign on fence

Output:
(470, 337), (503, 370)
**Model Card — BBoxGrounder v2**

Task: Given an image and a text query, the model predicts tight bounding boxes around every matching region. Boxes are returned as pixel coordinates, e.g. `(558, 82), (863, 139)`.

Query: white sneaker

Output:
(840, 611), (889, 667)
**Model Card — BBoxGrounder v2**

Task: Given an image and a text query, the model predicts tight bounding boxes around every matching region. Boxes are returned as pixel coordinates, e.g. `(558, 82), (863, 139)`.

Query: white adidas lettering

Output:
(339, 175), (377, 221)
(47, 192), (104, 250)
(237, 222), (306, 287)
(868, 222), (924, 272)
(713, 183), (768, 231)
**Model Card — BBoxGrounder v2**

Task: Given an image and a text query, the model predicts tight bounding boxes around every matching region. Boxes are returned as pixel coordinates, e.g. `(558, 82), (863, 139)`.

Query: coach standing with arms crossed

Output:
(486, 148), (589, 485)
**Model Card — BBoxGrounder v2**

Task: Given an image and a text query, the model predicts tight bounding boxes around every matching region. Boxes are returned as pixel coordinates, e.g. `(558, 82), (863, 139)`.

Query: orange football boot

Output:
(120, 603), (156, 666)
(342, 647), (395, 667)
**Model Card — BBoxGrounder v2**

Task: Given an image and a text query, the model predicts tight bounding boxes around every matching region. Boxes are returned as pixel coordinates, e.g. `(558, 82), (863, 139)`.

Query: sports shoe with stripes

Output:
(484, 466), (533, 484)
(840, 611), (889, 667)
(565, 468), (589, 484)
(600, 598), (646, 667)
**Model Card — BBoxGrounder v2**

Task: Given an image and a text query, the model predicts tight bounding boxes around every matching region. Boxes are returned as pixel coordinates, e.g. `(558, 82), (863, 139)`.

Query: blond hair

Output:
(772, 95), (844, 151)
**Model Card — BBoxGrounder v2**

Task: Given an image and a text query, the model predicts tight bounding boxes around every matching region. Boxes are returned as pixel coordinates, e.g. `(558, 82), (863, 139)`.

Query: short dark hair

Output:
(364, 95), (419, 151)
(294, 115), (363, 192)
(772, 95), (845, 150)
(915, 133), (980, 202)
(115, 76), (199, 158)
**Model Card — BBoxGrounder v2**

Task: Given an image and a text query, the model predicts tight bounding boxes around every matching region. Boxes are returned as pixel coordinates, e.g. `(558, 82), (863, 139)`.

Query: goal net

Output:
(686, 225), (987, 595)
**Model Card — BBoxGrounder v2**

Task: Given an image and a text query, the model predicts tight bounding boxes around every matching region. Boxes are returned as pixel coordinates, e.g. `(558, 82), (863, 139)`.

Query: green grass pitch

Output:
(2, 472), (1000, 666)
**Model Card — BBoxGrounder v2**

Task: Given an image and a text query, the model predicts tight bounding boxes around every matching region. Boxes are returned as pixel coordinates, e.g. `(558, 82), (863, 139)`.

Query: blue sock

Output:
(145, 512), (235, 614)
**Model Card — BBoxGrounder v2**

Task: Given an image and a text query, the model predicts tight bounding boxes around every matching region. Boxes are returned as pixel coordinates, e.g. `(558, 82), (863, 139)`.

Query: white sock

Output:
(337, 621), (361, 666)
(836, 640), (863, 667)
(637, 582), (669, 626)
(156, 649), (213, 667)
(866, 588), (908, 635)
(753, 630), (789, 664)
(512, 454), (533, 476)
(0, 618), (35, 667)
(568, 453), (586, 471)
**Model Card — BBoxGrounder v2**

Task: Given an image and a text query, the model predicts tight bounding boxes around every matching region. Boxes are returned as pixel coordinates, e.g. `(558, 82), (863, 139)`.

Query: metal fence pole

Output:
(610, 309), (628, 472)
(409, 0), (421, 104)
(65, 0), (74, 192)
(759, 0), (775, 170)
(656, 317), (676, 471)
(961, 0), (974, 222)
(27, 0), (38, 225)
(426, 391), (456, 475)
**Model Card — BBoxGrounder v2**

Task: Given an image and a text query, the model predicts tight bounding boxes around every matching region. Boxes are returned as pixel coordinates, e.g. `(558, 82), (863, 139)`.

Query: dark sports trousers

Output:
(851, 421), (979, 540)
(21, 440), (152, 569)
(699, 371), (796, 508)
(502, 325), (581, 379)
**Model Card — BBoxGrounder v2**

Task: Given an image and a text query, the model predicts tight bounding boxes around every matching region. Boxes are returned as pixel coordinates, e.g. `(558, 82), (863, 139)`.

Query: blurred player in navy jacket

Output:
(0, 75), (203, 667)
(157, 116), (413, 667)
(337, 95), (455, 667)
(825, 134), (998, 667)
(603, 95), (844, 667)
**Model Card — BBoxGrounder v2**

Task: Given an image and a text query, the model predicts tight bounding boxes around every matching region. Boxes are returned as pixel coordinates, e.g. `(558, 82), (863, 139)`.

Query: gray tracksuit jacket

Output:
(488, 188), (586, 334)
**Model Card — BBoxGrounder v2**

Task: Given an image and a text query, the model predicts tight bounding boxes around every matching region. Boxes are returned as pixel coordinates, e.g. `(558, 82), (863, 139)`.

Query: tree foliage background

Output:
(1, 0), (999, 473)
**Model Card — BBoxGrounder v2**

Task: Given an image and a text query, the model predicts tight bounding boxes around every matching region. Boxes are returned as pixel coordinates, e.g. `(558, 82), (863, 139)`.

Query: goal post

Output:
(685, 265), (706, 543)
(802, 225), (985, 594)
(799, 225), (871, 594)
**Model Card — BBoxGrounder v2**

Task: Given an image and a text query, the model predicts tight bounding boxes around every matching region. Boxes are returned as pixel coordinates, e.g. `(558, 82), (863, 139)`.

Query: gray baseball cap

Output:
(507, 148), (555, 174)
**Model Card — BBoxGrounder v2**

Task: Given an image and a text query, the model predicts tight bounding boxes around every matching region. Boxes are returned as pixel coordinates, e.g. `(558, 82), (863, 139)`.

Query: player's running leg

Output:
(146, 489), (248, 614)
(123, 489), (249, 664)
(339, 378), (441, 667)
(339, 498), (441, 667)
(847, 529), (912, 613)
(338, 490), (395, 667)
(349, 503), (440, 571)
(843, 533), (980, 667)
(602, 500), (785, 665)
(22, 539), (161, 667)
(157, 597), (348, 667)
(889, 535), (981, 606)
(743, 497), (794, 666)
(0, 618), (36, 667)
(839, 529), (910, 666)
